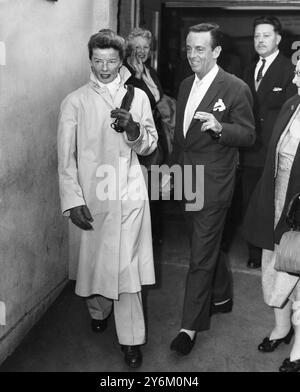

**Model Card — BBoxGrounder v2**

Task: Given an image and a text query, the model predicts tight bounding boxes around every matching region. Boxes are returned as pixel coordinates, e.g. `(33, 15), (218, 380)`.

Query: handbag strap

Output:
(111, 84), (134, 133)
(121, 84), (134, 111)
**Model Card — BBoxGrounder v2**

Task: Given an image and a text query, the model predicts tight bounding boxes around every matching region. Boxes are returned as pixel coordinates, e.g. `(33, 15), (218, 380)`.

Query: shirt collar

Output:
(259, 49), (279, 65)
(194, 64), (219, 86)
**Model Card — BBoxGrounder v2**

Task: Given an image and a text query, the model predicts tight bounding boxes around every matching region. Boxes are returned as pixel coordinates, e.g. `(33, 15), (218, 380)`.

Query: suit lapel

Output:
(186, 68), (225, 134)
(256, 53), (283, 99)
(177, 76), (194, 142)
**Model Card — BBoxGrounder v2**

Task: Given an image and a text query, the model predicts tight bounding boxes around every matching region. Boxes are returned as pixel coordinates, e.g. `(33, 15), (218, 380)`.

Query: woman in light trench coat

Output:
(57, 30), (158, 368)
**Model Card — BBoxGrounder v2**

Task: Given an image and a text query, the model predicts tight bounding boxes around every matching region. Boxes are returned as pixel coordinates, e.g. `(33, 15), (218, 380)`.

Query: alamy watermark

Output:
(95, 161), (204, 212)
(292, 41), (300, 65)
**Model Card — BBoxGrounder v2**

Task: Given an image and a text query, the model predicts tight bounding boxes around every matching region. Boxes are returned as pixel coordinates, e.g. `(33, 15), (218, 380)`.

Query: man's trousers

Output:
(182, 204), (233, 332)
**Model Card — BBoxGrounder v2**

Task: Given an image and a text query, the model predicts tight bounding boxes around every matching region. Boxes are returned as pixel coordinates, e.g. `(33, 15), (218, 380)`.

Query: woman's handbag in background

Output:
(275, 192), (300, 275)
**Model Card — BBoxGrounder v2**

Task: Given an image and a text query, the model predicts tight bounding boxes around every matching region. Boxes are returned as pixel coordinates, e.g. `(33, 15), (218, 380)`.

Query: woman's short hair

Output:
(126, 27), (152, 46)
(88, 29), (125, 60)
(253, 16), (282, 35)
(188, 23), (223, 50)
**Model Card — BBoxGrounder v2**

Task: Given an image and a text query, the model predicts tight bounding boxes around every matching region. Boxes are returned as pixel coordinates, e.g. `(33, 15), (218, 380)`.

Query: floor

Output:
(0, 202), (292, 372)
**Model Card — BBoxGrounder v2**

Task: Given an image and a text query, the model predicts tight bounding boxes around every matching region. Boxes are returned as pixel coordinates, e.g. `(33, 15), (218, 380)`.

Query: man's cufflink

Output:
(207, 125), (222, 140)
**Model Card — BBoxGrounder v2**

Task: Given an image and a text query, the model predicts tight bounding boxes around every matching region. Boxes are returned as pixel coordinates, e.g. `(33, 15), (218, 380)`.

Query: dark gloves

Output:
(110, 108), (140, 140)
(69, 205), (94, 231)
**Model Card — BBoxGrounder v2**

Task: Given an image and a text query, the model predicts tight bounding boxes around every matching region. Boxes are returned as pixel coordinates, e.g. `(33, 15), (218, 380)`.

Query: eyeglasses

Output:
(294, 70), (300, 77)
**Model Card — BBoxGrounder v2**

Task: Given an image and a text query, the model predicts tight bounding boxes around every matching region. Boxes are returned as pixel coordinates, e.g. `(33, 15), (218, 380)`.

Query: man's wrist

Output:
(214, 124), (223, 138)
(207, 125), (222, 140)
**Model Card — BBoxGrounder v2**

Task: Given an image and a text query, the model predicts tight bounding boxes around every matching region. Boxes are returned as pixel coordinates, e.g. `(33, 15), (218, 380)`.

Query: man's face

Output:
(292, 60), (300, 95)
(254, 23), (281, 58)
(90, 48), (122, 84)
(186, 31), (220, 79)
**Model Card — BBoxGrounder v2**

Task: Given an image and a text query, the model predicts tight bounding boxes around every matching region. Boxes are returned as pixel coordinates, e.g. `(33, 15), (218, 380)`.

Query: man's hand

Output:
(110, 109), (140, 140)
(194, 111), (223, 135)
(69, 205), (94, 231)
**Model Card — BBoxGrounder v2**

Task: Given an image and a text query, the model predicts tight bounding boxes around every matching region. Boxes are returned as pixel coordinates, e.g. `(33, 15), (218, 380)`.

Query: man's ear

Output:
(213, 45), (222, 60)
(276, 33), (282, 47)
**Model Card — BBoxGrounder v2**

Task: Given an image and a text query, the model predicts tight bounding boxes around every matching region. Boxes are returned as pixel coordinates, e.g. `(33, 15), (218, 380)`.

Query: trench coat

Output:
(57, 67), (158, 299)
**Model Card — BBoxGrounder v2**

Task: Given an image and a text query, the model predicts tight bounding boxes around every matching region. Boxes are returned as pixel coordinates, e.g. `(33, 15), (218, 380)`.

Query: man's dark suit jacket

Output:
(171, 67), (256, 210)
(241, 52), (296, 168)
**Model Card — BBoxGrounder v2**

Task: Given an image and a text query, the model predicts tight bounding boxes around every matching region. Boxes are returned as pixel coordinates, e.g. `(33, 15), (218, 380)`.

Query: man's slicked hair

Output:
(253, 15), (282, 35)
(188, 23), (223, 49)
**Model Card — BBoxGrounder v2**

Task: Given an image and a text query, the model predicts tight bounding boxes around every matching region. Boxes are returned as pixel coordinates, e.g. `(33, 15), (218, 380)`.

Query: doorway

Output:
(159, 6), (300, 97)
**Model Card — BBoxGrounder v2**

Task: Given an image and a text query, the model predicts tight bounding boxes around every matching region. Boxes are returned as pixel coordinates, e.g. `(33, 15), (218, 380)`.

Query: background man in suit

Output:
(241, 16), (297, 269)
(169, 23), (255, 356)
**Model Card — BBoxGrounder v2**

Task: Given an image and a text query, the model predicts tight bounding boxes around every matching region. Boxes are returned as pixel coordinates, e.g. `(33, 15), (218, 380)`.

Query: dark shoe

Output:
(210, 298), (233, 315)
(170, 332), (195, 355)
(91, 318), (108, 333)
(247, 258), (261, 269)
(279, 357), (300, 372)
(121, 345), (142, 369)
(258, 327), (294, 352)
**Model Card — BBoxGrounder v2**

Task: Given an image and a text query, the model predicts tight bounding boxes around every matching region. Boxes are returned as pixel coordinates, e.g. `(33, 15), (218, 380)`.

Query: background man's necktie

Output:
(256, 59), (266, 82)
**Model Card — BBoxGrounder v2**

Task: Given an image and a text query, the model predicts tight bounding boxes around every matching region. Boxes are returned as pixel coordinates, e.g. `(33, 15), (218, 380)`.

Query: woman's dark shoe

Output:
(258, 327), (294, 352)
(121, 345), (142, 368)
(279, 357), (300, 372)
(170, 332), (195, 355)
(91, 318), (108, 333)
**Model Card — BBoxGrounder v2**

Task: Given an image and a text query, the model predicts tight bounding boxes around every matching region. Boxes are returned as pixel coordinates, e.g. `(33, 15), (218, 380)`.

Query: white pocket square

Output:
(212, 98), (226, 112)
(273, 87), (282, 92)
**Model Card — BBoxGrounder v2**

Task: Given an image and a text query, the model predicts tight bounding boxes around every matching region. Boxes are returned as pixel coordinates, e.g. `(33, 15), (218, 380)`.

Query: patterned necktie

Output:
(256, 59), (266, 82)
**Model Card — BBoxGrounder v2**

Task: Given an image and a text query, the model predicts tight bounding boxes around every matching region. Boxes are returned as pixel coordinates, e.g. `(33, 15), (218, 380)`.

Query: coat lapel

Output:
(271, 95), (300, 148)
(88, 71), (127, 109)
(89, 81), (115, 108)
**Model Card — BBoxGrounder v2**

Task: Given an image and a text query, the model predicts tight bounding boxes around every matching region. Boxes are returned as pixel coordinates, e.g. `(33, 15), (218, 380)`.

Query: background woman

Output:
(124, 27), (172, 245)
(243, 59), (300, 372)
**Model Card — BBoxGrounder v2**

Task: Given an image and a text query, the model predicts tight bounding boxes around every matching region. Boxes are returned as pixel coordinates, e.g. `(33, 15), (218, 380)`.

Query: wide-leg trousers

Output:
(182, 204), (233, 332)
(86, 292), (145, 346)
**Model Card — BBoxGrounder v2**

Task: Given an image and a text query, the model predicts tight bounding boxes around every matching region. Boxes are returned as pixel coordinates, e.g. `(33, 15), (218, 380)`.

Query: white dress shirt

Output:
(183, 64), (219, 136)
(254, 50), (279, 83)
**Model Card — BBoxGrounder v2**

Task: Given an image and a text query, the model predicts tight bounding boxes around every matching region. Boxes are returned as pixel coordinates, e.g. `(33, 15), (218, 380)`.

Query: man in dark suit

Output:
(241, 15), (297, 269)
(169, 23), (255, 355)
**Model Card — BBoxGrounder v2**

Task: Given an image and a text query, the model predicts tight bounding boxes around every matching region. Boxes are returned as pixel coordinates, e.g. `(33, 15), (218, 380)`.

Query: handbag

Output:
(275, 192), (300, 275)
